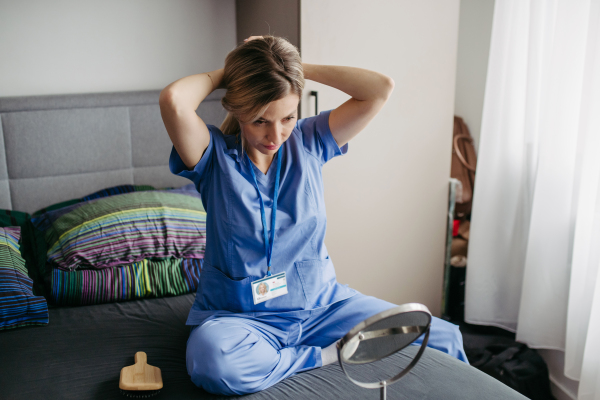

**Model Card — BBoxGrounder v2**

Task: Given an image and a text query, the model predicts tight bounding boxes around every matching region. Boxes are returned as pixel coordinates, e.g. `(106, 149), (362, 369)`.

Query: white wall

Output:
(301, 0), (460, 316)
(454, 0), (495, 152)
(0, 0), (236, 97)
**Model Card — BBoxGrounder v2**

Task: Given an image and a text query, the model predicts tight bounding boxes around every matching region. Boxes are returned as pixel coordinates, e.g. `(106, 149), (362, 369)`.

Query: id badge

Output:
(251, 272), (288, 305)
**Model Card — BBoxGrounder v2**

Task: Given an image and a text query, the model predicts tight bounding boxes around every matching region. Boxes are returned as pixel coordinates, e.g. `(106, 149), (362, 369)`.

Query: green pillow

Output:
(48, 257), (202, 306)
(28, 184), (206, 306)
(32, 189), (206, 270)
(0, 209), (31, 229)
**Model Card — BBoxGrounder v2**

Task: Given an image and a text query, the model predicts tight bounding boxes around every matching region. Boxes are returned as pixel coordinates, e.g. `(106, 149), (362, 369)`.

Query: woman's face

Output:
(259, 284), (267, 295)
(240, 93), (299, 158)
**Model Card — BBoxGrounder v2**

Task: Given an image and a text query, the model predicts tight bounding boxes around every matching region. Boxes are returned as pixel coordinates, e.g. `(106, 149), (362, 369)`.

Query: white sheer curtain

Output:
(464, 0), (600, 399)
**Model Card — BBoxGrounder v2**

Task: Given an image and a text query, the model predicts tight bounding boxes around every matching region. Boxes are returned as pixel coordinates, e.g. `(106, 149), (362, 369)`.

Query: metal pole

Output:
(380, 383), (387, 400)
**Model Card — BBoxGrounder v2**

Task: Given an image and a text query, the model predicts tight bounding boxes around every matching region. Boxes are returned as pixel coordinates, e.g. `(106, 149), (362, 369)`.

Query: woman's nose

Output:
(268, 123), (283, 144)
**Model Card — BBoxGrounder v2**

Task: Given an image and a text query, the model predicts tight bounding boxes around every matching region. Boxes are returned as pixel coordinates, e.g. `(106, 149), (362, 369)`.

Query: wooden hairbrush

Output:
(119, 352), (163, 398)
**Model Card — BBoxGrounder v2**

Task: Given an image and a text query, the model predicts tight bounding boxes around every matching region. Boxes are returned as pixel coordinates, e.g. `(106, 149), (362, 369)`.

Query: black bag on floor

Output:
(469, 342), (553, 400)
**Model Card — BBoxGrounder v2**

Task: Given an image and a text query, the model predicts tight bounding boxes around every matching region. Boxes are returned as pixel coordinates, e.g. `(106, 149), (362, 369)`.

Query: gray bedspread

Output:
(0, 293), (526, 399)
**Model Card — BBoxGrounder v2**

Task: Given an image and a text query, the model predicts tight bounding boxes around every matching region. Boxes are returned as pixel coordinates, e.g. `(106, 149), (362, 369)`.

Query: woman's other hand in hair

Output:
(159, 68), (224, 170)
(303, 64), (394, 148)
(244, 36), (264, 43)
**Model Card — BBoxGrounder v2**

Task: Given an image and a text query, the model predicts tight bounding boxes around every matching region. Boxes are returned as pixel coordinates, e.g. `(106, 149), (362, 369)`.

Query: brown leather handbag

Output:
(451, 116), (478, 217)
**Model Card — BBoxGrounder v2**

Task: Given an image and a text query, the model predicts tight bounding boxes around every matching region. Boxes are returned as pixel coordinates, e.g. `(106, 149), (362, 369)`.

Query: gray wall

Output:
(0, 0), (236, 97)
(235, 0), (300, 47)
(454, 0), (495, 152)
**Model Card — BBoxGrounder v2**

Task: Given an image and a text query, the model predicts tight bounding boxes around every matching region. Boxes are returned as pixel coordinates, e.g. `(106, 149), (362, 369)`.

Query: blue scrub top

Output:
(169, 110), (357, 326)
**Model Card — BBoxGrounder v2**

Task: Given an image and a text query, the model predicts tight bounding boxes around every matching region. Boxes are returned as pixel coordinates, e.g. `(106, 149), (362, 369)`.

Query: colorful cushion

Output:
(24, 184), (206, 306)
(21, 185), (158, 297)
(0, 226), (49, 330)
(31, 187), (207, 271)
(48, 258), (202, 306)
(32, 184), (156, 217)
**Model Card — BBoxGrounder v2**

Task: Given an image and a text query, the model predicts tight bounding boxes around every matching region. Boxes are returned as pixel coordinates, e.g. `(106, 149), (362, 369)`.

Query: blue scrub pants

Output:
(186, 294), (468, 396)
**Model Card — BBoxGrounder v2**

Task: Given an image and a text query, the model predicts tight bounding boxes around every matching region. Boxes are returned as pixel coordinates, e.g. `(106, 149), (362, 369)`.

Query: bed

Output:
(0, 90), (527, 399)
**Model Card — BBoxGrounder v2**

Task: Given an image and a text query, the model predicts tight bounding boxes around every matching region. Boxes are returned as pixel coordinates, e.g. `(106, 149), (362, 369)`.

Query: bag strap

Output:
(470, 350), (493, 368)
(453, 134), (477, 172)
(484, 346), (523, 371)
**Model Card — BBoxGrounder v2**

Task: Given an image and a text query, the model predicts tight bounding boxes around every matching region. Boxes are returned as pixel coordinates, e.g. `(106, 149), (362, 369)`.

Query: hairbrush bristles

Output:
(119, 388), (161, 398)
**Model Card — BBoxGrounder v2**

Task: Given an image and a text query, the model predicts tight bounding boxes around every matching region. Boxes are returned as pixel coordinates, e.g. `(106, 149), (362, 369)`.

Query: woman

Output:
(257, 282), (268, 296)
(160, 36), (467, 396)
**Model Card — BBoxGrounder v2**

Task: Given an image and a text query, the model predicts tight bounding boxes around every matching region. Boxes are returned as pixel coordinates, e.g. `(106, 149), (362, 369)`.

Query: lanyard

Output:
(245, 148), (282, 276)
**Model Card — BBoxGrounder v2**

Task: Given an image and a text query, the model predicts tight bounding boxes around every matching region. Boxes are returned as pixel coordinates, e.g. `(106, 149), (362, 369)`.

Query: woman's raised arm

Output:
(159, 68), (224, 170)
(302, 63), (394, 147)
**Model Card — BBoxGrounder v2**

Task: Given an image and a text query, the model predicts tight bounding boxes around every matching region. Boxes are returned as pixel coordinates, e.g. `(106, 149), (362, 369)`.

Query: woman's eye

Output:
(254, 120), (265, 126)
(285, 116), (296, 122)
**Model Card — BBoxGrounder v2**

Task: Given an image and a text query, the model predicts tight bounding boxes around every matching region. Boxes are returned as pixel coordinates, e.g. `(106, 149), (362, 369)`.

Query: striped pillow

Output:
(32, 188), (207, 271)
(21, 184), (158, 297)
(31, 184), (155, 217)
(0, 226), (49, 330)
(48, 258), (202, 306)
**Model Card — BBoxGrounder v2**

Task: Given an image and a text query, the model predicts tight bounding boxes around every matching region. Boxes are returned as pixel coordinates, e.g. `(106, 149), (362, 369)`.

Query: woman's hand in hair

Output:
(159, 68), (224, 170)
(303, 63), (394, 147)
(243, 36), (264, 43)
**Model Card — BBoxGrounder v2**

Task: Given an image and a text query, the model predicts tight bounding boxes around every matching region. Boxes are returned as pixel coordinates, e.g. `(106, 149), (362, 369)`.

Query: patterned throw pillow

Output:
(48, 258), (202, 306)
(21, 185), (157, 297)
(0, 226), (49, 330)
(32, 187), (207, 271)
(31, 184), (155, 217)
(26, 184), (206, 306)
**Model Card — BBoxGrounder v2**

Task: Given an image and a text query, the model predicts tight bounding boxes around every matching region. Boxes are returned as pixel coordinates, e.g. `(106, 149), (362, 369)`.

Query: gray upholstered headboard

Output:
(0, 89), (227, 213)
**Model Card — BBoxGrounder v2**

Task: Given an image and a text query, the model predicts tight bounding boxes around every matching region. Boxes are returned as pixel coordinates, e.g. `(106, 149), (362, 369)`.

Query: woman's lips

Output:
(263, 144), (279, 150)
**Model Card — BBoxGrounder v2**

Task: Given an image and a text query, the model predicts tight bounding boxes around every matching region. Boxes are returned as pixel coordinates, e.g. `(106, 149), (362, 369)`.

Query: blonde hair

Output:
(219, 36), (304, 138)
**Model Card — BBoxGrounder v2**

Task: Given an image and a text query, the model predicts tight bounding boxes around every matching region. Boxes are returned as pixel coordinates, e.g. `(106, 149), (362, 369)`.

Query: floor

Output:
(445, 299), (556, 400)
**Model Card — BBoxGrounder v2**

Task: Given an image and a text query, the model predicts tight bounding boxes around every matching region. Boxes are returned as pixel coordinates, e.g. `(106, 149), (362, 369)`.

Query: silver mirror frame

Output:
(336, 303), (432, 390)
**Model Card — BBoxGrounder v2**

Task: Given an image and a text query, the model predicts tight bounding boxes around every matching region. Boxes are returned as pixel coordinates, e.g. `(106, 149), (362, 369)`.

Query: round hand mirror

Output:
(336, 303), (432, 400)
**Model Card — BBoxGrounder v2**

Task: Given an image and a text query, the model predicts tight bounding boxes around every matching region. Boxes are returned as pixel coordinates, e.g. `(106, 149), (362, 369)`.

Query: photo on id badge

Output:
(252, 272), (288, 304)
(256, 282), (269, 298)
